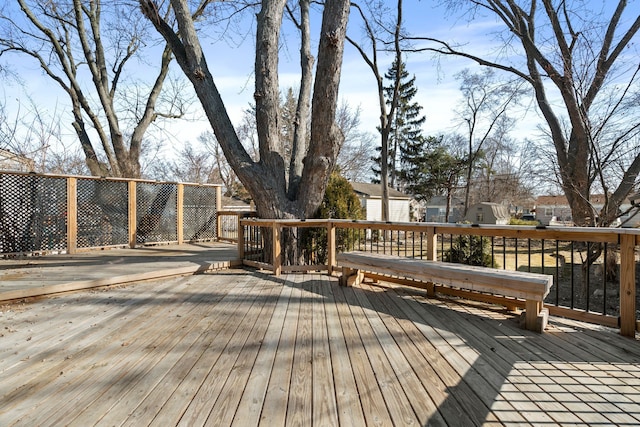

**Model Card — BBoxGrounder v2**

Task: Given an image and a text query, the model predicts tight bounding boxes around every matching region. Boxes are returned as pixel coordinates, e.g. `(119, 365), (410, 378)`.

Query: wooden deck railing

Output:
(217, 210), (257, 243)
(239, 218), (640, 337)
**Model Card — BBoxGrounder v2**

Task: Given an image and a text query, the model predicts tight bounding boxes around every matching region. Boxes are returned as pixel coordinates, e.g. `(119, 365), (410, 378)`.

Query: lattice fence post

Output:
(128, 180), (137, 248)
(67, 177), (77, 254)
(177, 183), (184, 244)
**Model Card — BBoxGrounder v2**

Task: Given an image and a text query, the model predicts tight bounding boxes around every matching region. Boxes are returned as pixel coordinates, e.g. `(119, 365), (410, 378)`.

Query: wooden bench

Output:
(336, 251), (553, 332)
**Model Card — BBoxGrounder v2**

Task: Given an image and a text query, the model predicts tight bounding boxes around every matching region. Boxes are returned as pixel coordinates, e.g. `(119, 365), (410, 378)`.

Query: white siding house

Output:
(349, 182), (412, 222)
(535, 194), (640, 227)
(0, 149), (34, 172)
(424, 195), (465, 223)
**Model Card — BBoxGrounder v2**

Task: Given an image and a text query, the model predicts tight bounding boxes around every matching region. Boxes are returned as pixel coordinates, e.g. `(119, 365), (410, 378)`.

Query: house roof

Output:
(535, 194), (630, 206)
(349, 182), (411, 199)
(221, 196), (252, 210)
(425, 195), (465, 207)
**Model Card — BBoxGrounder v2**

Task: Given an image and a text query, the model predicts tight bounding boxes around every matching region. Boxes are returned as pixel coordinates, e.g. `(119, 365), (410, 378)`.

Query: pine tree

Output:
(401, 135), (466, 222)
(372, 60), (426, 190)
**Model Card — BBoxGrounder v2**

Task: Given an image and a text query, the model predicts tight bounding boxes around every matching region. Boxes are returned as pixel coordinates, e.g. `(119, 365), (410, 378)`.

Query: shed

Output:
(464, 202), (511, 225)
(349, 182), (412, 222)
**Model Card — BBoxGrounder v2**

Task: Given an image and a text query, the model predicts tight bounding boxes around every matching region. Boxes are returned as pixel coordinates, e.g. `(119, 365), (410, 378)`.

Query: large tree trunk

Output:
(141, 0), (350, 221)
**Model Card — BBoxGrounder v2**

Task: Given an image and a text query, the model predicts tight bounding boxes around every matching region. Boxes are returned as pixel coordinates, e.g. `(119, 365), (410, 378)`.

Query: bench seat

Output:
(336, 251), (553, 332)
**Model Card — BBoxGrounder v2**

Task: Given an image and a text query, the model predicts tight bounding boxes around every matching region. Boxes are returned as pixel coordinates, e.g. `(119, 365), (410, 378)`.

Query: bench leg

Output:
(522, 300), (548, 333)
(340, 267), (364, 287)
(426, 281), (435, 298)
(339, 267), (352, 286)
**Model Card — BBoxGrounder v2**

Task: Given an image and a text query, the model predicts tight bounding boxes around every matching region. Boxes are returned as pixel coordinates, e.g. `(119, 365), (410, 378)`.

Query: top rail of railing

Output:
(240, 218), (640, 242)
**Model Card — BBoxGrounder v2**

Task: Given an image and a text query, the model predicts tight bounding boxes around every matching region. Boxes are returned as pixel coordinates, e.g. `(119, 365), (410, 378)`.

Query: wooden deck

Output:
(0, 242), (240, 302)
(1, 269), (639, 426)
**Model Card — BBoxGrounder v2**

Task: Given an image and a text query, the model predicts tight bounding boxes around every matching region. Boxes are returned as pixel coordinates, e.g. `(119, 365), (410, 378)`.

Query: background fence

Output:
(0, 171), (221, 255)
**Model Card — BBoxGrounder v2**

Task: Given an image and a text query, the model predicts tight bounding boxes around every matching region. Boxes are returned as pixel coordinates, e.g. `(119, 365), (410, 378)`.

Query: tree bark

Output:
(141, 0), (350, 220)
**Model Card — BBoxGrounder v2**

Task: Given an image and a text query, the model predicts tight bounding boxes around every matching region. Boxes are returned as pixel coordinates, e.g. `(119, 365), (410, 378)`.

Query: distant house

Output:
(534, 195), (574, 225)
(349, 182), (412, 222)
(620, 192), (640, 228)
(464, 202), (511, 225)
(0, 148), (34, 172)
(534, 194), (640, 227)
(424, 195), (464, 223)
(221, 196), (253, 211)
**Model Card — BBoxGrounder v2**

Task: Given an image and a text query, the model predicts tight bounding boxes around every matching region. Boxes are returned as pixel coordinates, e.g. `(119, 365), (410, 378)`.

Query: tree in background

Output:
(347, 0), (404, 221)
(372, 59), (427, 192)
(335, 103), (376, 183)
(453, 69), (525, 214)
(473, 132), (534, 208)
(415, 0), (640, 227)
(0, 1), (192, 178)
(400, 134), (466, 222)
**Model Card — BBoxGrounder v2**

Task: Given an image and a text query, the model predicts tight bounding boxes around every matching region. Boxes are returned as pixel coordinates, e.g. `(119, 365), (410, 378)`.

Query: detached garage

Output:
(464, 202), (511, 225)
(349, 182), (412, 222)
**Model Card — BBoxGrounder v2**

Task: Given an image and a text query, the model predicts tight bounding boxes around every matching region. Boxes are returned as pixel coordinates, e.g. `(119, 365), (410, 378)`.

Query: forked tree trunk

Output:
(141, 0), (350, 225)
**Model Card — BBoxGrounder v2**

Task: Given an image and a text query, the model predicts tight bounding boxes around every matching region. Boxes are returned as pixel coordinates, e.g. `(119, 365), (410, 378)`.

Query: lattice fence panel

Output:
(0, 173), (67, 254)
(77, 179), (129, 248)
(136, 182), (177, 244)
(183, 185), (217, 241)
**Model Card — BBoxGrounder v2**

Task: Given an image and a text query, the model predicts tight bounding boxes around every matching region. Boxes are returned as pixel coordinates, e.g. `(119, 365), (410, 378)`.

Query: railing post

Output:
(426, 226), (437, 261)
(216, 186), (222, 240)
(619, 234), (637, 337)
(327, 220), (336, 275)
(273, 221), (282, 276)
(176, 183), (184, 244)
(66, 177), (77, 255)
(237, 218), (245, 261)
(128, 180), (137, 248)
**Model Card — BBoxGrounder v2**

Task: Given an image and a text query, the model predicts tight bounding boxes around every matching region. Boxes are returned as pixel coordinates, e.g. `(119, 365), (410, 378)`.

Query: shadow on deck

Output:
(1, 268), (639, 426)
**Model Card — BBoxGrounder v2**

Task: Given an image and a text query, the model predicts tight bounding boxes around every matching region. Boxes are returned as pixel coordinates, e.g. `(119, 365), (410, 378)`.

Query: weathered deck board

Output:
(311, 276), (339, 427)
(1, 276), (195, 423)
(1, 269), (639, 426)
(331, 277), (395, 426)
(318, 273), (367, 426)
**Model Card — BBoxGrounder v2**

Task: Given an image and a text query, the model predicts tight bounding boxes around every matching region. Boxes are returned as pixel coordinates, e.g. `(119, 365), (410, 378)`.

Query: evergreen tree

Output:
(401, 135), (466, 222)
(372, 60), (426, 190)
